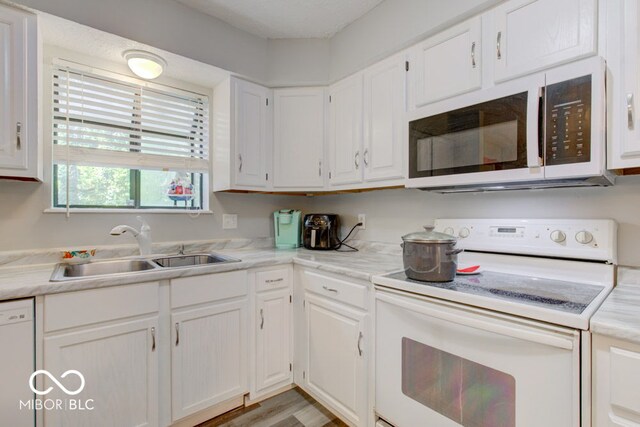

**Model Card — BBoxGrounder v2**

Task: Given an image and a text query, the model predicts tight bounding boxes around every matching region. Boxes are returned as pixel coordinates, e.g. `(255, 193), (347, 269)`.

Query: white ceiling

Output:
(176, 0), (385, 39)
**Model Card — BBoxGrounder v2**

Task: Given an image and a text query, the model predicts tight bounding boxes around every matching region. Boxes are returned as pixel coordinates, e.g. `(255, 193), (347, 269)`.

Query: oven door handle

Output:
(527, 86), (544, 168)
(376, 291), (577, 350)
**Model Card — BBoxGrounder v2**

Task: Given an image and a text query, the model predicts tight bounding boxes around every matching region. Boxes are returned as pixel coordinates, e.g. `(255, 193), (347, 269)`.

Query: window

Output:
(51, 65), (209, 210)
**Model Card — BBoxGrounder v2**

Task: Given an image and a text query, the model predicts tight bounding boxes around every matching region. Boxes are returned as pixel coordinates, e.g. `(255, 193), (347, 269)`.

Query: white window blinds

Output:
(52, 67), (209, 173)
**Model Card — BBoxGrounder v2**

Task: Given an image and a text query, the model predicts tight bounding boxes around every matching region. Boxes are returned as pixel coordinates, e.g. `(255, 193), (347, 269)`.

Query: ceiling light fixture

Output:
(123, 50), (167, 80)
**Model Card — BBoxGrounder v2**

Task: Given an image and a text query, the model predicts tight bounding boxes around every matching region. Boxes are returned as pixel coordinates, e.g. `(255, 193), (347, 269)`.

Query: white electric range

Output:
(372, 219), (616, 427)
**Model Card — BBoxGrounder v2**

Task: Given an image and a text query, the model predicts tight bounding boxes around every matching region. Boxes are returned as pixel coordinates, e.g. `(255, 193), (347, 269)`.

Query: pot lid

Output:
(401, 225), (457, 243)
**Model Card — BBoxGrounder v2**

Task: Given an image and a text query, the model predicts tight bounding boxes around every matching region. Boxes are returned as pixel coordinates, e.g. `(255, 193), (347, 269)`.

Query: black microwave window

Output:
(409, 92), (529, 178)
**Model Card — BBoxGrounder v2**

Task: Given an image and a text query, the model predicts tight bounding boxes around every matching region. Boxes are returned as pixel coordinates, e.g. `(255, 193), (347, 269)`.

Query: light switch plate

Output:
(222, 214), (238, 229)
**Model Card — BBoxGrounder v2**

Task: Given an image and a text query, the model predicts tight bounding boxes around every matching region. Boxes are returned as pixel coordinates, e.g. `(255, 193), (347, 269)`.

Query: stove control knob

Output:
(443, 227), (455, 236)
(458, 227), (470, 238)
(550, 230), (566, 243)
(575, 230), (594, 245)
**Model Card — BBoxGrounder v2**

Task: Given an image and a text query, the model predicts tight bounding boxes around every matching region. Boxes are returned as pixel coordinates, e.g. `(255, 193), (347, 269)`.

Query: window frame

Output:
(48, 57), (211, 212)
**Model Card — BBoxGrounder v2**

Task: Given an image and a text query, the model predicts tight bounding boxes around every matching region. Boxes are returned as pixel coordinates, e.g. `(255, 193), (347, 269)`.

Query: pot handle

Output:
(446, 248), (464, 256)
(400, 242), (404, 249)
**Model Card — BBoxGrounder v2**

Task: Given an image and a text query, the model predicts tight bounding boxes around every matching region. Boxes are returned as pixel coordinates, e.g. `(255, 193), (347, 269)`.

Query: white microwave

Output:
(406, 56), (614, 192)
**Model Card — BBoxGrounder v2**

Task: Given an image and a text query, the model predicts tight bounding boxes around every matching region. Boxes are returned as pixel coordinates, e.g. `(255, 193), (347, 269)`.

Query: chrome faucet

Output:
(178, 244), (185, 255)
(110, 216), (152, 256)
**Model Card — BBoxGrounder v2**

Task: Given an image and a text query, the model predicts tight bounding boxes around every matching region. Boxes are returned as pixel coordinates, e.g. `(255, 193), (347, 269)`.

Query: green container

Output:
(274, 210), (302, 249)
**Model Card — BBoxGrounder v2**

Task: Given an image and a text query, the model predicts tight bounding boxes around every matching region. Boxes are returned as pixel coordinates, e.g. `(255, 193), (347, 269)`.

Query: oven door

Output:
(375, 289), (580, 427)
(406, 73), (544, 189)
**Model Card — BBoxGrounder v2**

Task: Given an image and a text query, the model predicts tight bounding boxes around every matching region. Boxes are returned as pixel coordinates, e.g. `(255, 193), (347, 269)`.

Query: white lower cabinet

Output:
(593, 334), (640, 426)
(170, 271), (248, 422)
(251, 267), (293, 399)
(296, 269), (370, 427)
(43, 283), (160, 427)
(171, 299), (247, 420)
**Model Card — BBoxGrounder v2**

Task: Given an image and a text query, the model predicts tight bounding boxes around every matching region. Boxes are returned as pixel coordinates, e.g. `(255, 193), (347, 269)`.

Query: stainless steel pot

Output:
(401, 226), (463, 282)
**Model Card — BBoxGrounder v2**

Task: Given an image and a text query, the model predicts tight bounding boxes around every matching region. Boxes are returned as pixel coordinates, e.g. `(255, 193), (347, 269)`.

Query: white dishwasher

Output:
(0, 298), (35, 426)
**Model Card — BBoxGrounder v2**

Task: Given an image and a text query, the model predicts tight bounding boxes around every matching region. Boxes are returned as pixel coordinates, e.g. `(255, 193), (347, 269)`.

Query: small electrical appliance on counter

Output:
(274, 210), (302, 249)
(303, 214), (340, 250)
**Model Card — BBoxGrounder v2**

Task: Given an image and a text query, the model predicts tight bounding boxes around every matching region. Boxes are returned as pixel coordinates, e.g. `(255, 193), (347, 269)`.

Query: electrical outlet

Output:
(222, 214), (238, 229)
(358, 214), (366, 230)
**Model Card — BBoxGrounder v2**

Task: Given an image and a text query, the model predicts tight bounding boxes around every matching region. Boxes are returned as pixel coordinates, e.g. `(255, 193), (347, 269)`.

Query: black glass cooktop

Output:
(384, 270), (605, 314)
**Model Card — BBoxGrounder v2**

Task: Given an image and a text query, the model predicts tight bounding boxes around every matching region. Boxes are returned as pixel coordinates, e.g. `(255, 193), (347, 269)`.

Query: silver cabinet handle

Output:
(318, 160), (322, 177)
(363, 149), (369, 166)
(260, 308), (264, 330)
(151, 327), (156, 352)
(238, 154), (243, 172)
(16, 122), (21, 150)
(357, 332), (363, 356)
(628, 93), (635, 130)
(496, 32), (502, 60)
(322, 285), (338, 293)
(175, 322), (180, 346)
(266, 278), (284, 284)
(354, 151), (360, 169)
(471, 42), (476, 68)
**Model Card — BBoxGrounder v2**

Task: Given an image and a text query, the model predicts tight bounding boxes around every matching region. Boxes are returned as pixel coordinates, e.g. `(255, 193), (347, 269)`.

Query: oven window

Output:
(401, 337), (515, 427)
(409, 92), (528, 178)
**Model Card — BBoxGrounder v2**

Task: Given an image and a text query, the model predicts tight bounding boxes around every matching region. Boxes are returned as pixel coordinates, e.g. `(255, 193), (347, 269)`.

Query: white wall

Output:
(0, 181), (304, 250)
(329, 0), (501, 81)
(301, 176), (640, 267)
(267, 38), (331, 87)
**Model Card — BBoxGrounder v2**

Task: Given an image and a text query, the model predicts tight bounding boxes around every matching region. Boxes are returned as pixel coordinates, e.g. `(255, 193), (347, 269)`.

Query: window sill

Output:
(44, 208), (213, 215)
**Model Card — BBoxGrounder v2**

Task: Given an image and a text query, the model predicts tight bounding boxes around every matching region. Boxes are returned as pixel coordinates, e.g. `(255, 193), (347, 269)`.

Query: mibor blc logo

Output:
(20, 370), (94, 411)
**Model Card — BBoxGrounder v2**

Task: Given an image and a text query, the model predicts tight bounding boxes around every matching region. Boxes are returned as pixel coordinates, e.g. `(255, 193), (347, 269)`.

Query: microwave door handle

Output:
(527, 87), (544, 168)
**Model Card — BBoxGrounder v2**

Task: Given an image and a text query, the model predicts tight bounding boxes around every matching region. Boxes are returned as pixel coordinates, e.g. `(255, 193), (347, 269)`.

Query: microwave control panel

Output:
(545, 74), (591, 166)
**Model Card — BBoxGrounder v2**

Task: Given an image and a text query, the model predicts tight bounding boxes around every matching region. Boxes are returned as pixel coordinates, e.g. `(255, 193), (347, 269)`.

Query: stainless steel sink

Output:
(151, 253), (240, 268)
(50, 259), (160, 281)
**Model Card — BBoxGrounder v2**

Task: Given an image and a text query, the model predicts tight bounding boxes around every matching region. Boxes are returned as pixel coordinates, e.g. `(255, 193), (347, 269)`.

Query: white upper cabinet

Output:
(609, 0), (640, 169)
(273, 88), (325, 189)
(492, 0), (597, 82)
(329, 73), (364, 186)
(0, 4), (39, 181)
(363, 52), (407, 182)
(232, 77), (271, 188)
(412, 16), (482, 108)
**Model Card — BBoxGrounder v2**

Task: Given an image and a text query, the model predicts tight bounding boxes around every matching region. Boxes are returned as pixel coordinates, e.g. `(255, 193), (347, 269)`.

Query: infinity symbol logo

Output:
(29, 370), (86, 396)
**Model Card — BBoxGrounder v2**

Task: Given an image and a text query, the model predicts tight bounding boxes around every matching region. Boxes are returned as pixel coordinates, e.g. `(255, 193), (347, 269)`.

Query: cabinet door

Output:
(233, 78), (271, 188)
(255, 288), (292, 392)
(0, 4), (36, 178)
(493, 0), (597, 82)
(329, 74), (363, 186)
(593, 334), (640, 426)
(413, 16), (481, 107)
(305, 293), (367, 426)
(171, 299), (247, 421)
(363, 53), (406, 182)
(273, 88), (325, 189)
(611, 0), (640, 169)
(44, 317), (159, 427)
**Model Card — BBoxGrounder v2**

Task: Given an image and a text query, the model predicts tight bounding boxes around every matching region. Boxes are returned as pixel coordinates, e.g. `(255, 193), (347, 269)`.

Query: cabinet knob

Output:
(354, 151), (360, 170)
(363, 149), (369, 167)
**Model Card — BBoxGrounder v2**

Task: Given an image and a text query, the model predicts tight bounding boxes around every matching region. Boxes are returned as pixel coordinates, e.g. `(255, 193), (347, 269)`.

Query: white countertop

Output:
(590, 267), (640, 344)
(0, 245), (404, 301)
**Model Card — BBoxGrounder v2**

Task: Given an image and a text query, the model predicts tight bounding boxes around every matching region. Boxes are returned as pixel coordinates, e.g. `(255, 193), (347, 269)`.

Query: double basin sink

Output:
(50, 253), (241, 281)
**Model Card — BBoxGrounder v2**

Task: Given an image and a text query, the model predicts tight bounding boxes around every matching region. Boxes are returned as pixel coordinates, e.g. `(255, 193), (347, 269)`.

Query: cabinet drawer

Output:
(304, 270), (368, 309)
(256, 268), (290, 292)
(44, 282), (159, 332)
(171, 270), (247, 309)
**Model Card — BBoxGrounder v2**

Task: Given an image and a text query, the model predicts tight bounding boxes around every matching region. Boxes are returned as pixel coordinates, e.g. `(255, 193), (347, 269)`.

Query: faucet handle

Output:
(137, 216), (151, 232)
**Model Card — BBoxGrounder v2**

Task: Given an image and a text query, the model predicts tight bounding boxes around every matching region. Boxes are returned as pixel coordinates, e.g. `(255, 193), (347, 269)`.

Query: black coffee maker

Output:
(303, 214), (340, 250)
